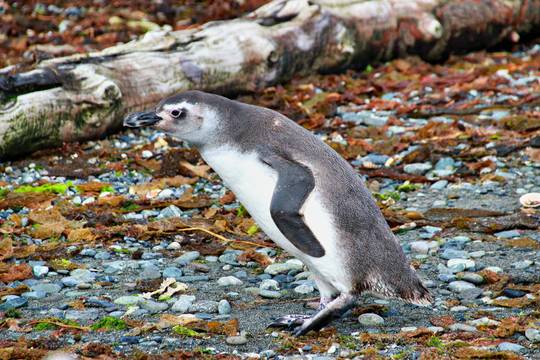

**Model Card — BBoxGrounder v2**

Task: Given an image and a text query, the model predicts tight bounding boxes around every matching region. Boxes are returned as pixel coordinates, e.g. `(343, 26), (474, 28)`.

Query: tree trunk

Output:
(1, 0), (538, 160)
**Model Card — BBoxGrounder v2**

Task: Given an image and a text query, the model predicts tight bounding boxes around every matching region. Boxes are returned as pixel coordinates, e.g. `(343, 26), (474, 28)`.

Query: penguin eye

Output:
(170, 109), (182, 118)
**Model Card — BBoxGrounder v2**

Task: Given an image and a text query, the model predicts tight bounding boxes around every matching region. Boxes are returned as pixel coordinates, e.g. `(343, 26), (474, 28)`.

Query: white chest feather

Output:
(200, 147), (350, 295)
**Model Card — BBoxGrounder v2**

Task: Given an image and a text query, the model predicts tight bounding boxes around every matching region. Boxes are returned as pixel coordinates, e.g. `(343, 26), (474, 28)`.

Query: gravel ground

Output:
(0, 46), (539, 359)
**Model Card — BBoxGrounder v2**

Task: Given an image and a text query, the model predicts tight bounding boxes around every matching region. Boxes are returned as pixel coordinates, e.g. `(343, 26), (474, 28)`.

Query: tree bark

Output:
(1, 0), (538, 160)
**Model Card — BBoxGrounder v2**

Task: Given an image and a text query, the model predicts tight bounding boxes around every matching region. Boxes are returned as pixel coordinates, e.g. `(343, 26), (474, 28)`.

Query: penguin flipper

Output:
(264, 155), (325, 258)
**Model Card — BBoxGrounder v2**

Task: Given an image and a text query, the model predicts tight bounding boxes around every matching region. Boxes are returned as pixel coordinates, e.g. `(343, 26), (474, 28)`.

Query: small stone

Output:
(427, 326), (444, 333)
(114, 296), (143, 306)
(525, 328), (540, 342)
(21, 291), (47, 300)
(62, 277), (81, 287)
(162, 267), (183, 279)
(449, 323), (476, 332)
(460, 273), (484, 285)
(167, 242), (181, 250)
(401, 326), (418, 332)
(175, 251), (200, 263)
(140, 300), (168, 313)
(80, 248), (97, 256)
(161, 205), (183, 218)
(264, 260), (303, 275)
(171, 299), (192, 313)
(0, 297), (28, 311)
(142, 150), (153, 158)
(226, 335), (247, 345)
(430, 180), (448, 190)
(31, 283), (61, 294)
(358, 313), (384, 326)
(294, 285), (314, 294)
(33, 265), (49, 278)
(410, 241), (429, 254)
(450, 306), (468, 312)
(440, 249), (469, 260)
(503, 289), (526, 298)
(435, 157), (455, 170)
(65, 309), (99, 321)
(157, 189), (174, 200)
(218, 299), (231, 315)
(447, 258), (475, 270)
(469, 251), (486, 258)
(404, 163), (432, 175)
(511, 260), (533, 270)
(448, 281), (476, 293)
(190, 300), (219, 313)
(259, 279), (280, 291)
(177, 275), (209, 282)
(457, 288), (484, 300)
(217, 276), (243, 287)
(494, 230), (521, 239)
(469, 317), (500, 326)
(95, 251), (111, 260)
(138, 268), (161, 280)
(497, 342), (525, 353)
(259, 290), (282, 299)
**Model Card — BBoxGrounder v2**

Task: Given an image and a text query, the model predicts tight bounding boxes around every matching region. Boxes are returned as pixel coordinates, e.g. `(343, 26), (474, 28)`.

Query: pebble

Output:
(440, 249), (469, 260)
(294, 284), (314, 294)
(259, 279), (280, 291)
(503, 289), (526, 298)
(226, 336), (247, 345)
(217, 276), (243, 287)
(449, 323), (477, 332)
(140, 300), (168, 313)
(460, 273), (484, 285)
(469, 251), (486, 258)
(430, 180), (448, 190)
(21, 291), (47, 299)
(32, 265), (49, 278)
(161, 205), (183, 218)
(525, 328), (540, 342)
(448, 281), (476, 293)
(264, 259), (303, 275)
(65, 309), (100, 321)
(457, 287), (484, 300)
(358, 313), (384, 326)
(410, 241), (429, 254)
(497, 342), (526, 353)
(511, 260), (533, 269)
(175, 251), (200, 263)
(31, 284), (61, 294)
(171, 299), (192, 313)
(218, 299), (232, 315)
(162, 267), (183, 279)
(494, 230), (521, 239)
(0, 297), (28, 310)
(259, 290), (282, 299)
(190, 300), (219, 313)
(403, 163), (432, 175)
(114, 296), (143, 306)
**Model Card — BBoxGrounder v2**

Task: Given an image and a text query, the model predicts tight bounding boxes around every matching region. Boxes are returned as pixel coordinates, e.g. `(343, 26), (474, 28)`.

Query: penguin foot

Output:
(292, 293), (357, 337)
(268, 314), (311, 330)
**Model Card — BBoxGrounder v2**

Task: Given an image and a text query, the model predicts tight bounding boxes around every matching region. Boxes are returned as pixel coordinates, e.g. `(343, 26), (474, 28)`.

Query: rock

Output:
(450, 306), (468, 312)
(218, 299), (231, 315)
(460, 273), (484, 285)
(497, 342), (525, 353)
(264, 260), (303, 275)
(448, 281), (476, 293)
(21, 291), (47, 300)
(62, 277), (81, 287)
(161, 205), (183, 218)
(435, 157), (455, 170)
(65, 309), (100, 321)
(403, 163), (432, 175)
(95, 251), (111, 260)
(440, 249), (469, 260)
(358, 313), (384, 326)
(259, 290), (282, 299)
(33, 265), (49, 278)
(457, 288), (484, 300)
(177, 275), (209, 283)
(140, 300), (168, 313)
(468, 317), (500, 326)
(157, 189), (174, 199)
(80, 248), (97, 256)
(172, 299), (192, 313)
(511, 260), (533, 270)
(226, 336), (247, 345)
(189, 300), (219, 313)
(449, 323), (476, 332)
(175, 251), (200, 263)
(217, 276), (243, 287)
(503, 289), (526, 298)
(410, 241), (429, 254)
(469, 251), (486, 258)
(494, 230), (521, 239)
(138, 268), (161, 280)
(114, 296), (143, 306)
(162, 267), (183, 279)
(447, 258), (475, 270)
(525, 328), (540, 343)
(0, 297), (28, 311)
(31, 283), (62, 294)
(259, 279), (280, 291)
(430, 180), (448, 190)
(294, 284), (314, 294)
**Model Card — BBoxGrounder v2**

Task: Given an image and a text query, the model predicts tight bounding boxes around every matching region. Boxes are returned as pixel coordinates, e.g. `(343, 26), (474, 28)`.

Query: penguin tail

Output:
(395, 275), (433, 306)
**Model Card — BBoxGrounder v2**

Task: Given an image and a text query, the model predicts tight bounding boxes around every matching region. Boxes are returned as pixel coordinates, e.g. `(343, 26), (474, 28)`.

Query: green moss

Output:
(247, 225), (260, 235)
(237, 205), (247, 217)
(34, 318), (80, 330)
(0, 189), (8, 197)
(113, 248), (133, 254)
(14, 180), (80, 194)
(397, 182), (417, 192)
(173, 326), (200, 337)
(4, 309), (21, 318)
(427, 336), (443, 347)
(100, 186), (115, 194)
(374, 191), (401, 202)
(90, 317), (128, 330)
(120, 202), (139, 211)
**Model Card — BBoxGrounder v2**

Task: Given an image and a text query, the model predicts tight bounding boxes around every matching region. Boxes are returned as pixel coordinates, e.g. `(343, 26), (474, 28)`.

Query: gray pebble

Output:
(190, 300), (219, 313)
(108, 311), (125, 318)
(114, 296), (143, 306)
(31, 283), (61, 294)
(62, 277), (81, 287)
(259, 290), (282, 299)
(358, 313), (384, 326)
(178, 275), (209, 283)
(410, 241), (429, 254)
(217, 276), (243, 287)
(161, 205), (183, 218)
(525, 328), (540, 343)
(448, 281), (476, 293)
(95, 251), (111, 260)
(260, 279), (280, 291)
(264, 260), (303, 275)
(140, 300), (168, 313)
(511, 260), (533, 270)
(21, 291), (47, 300)
(404, 163), (432, 175)
(171, 299), (192, 313)
(449, 323), (476, 332)
(440, 249), (469, 260)
(430, 180), (448, 190)
(0, 297), (28, 311)
(32, 265), (49, 278)
(226, 335), (247, 345)
(460, 273), (484, 285)
(175, 251), (200, 263)
(497, 342), (526, 352)
(218, 299), (231, 315)
(494, 230), (521, 239)
(457, 287), (484, 300)
(65, 309), (100, 321)
(162, 267), (183, 279)
(294, 285), (314, 294)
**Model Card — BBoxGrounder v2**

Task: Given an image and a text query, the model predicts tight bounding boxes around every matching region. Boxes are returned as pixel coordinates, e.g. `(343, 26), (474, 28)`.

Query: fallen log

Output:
(1, 0), (538, 160)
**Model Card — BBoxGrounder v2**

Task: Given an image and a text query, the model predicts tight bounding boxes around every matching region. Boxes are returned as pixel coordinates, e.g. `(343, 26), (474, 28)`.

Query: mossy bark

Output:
(1, 0), (538, 160)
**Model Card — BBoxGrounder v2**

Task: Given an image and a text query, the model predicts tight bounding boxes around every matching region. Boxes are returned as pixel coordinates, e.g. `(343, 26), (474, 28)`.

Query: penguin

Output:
(124, 90), (432, 336)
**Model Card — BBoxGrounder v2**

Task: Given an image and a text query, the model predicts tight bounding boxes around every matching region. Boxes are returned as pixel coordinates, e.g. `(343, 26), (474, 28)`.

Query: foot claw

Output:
(268, 314), (311, 330)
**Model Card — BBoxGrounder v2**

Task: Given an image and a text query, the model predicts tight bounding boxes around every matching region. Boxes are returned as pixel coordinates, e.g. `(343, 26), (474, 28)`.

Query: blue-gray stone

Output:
(138, 268), (161, 280)
(404, 163), (432, 175)
(0, 297), (28, 311)
(140, 300), (168, 313)
(32, 265), (49, 278)
(233, 270), (248, 279)
(358, 313), (384, 326)
(218, 299), (231, 315)
(259, 290), (282, 299)
(440, 249), (469, 260)
(161, 205), (183, 218)
(21, 291), (47, 300)
(457, 288), (484, 300)
(62, 277), (81, 287)
(189, 300), (219, 313)
(503, 289), (526, 298)
(141, 252), (162, 260)
(162, 267), (183, 279)
(65, 309), (100, 321)
(177, 275), (209, 283)
(120, 336), (141, 344)
(171, 299), (191, 313)
(86, 298), (116, 308)
(95, 251), (111, 260)
(494, 230), (521, 239)
(131, 309), (149, 317)
(435, 157), (455, 170)
(430, 180), (448, 190)
(497, 342), (525, 353)
(80, 248), (96, 256)
(194, 313), (213, 320)
(22, 279), (43, 287)
(218, 252), (239, 264)
(175, 251), (200, 263)
(31, 283), (61, 294)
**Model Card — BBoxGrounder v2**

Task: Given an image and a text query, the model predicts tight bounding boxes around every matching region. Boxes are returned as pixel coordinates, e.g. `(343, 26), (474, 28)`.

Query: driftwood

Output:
(0, 0), (538, 160)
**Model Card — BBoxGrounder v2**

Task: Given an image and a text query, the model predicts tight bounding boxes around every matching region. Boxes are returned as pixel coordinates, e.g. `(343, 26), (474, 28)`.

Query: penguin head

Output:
(124, 91), (222, 145)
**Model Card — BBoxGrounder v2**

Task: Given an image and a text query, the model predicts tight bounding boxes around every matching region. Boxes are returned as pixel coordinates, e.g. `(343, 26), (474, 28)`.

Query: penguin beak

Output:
(124, 109), (162, 128)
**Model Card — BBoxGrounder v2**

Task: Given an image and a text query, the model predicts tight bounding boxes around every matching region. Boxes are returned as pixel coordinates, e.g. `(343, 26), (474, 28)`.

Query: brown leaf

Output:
(237, 248), (272, 266)
(453, 346), (516, 359)
(69, 300), (86, 311)
(96, 194), (126, 207)
(0, 263), (33, 283)
(429, 315), (457, 329)
(67, 228), (97, 242)
(0, 284), (30, 298)
(163, 175), (198, 187)
(505, 237), (540, 249)
(0, 237), (13, 260)
(219, 191), (236, 205)
(12, 244), (36, 259)
(77, 181), (114, 193)
(492, 297), (535, 308)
